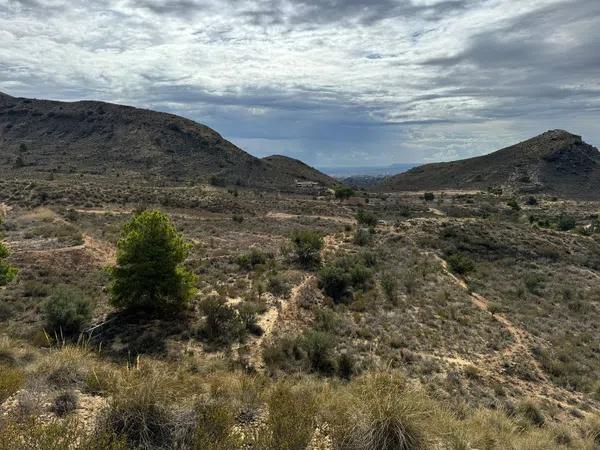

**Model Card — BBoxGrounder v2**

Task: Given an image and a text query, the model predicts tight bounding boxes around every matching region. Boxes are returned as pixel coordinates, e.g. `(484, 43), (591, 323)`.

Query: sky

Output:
(0, 0), (599, 167)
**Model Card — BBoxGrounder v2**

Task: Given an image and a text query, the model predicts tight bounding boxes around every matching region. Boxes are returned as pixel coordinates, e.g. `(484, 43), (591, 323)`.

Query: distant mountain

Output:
(378, 130), (600, 199)
(319, 163), (417, 178)
(0, 92), (333, 190)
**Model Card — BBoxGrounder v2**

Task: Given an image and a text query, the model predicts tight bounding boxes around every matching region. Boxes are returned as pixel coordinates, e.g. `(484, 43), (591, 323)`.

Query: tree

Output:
(289, 230), (324, 267)
(424, 192), (435, 202)
(109, 210), (196, 313)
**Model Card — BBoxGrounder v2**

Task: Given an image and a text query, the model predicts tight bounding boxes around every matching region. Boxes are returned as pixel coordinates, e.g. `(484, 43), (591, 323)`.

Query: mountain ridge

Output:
(378, 130), (600, 199)
(0, 92), (335, 190)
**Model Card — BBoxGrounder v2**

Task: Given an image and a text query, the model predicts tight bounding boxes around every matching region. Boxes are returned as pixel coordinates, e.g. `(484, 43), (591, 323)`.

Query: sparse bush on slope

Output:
(0, 220), (17, 286)
(288, 229), (324, 267)
(44, 286), (92, 336)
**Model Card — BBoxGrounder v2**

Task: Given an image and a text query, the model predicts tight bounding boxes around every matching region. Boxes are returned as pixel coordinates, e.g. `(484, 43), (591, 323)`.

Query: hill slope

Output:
(379, 130), (600, 198)
(0, 92), (334, 190)
(262, 155), (336, 187)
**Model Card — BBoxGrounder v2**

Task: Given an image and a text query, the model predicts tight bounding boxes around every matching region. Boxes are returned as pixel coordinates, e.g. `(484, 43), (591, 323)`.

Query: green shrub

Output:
(337, 353), (355, 380)
(353, 228), (372, 246)
(266, 274), (291, 298)
(524, 274), (545, 296)
(44, 286), (92, 336)
(109, 209), (197, 313)
(237, 302), (263, 336)
(301, 330), (336, 375)
(557, 214), (576, 231)
(198, 298), (246, 346)
(318, 265), (351, 303)
(0, 242), (17, 286)
(446, 253), (475, 275)
(356, 209), (377, 227)
(0, 365), (25, 403)
(236, 248), (270, 270)
(381, 272), (399, 304)
(262, 336), (305, 373)
(289, 229), (324, 267)
(507, 199), (521, 211)
(424, 192), (435, 202)
(335, 186), (355, 200)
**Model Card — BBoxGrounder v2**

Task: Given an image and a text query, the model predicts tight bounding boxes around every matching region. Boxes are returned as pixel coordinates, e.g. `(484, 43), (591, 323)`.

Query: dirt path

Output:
(432, 253), (549, 381)
(246, 275), (315, 371)
(245, 230), (342, 371)
(266, 211), (355, 225)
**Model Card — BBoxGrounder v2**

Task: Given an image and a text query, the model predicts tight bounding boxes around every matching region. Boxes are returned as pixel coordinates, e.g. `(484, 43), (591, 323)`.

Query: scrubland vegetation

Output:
(1, 178), (600, 449)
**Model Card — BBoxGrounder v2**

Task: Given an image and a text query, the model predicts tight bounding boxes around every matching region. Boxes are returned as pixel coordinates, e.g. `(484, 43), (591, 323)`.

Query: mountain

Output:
(262, 155), (336, 187)
(0, 92), (334, 190)
(378, 130), (600, 199)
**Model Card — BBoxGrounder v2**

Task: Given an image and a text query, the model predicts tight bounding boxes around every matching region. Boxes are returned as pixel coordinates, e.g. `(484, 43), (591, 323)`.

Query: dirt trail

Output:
(266, 211), (355, 225)
(245, 230), (342, 371)
(245, 275), (314, 371)
(432, 253), (549, 381)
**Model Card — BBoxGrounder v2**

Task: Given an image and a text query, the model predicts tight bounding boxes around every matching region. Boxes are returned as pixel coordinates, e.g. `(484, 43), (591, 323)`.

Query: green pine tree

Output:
(109, 210), (197, 313)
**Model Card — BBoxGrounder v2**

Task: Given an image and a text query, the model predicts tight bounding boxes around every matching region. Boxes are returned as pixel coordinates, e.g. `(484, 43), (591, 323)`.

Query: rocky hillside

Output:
(379, 130), (600, 199)
(0, 92), (334, 190)
(262, 155), (336, 187)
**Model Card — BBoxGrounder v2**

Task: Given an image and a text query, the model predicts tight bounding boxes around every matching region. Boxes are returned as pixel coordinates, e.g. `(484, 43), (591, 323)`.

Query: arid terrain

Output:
(1, 171), (599, 448)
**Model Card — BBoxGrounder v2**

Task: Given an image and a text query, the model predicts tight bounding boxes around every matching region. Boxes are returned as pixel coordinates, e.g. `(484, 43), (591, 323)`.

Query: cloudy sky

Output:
(1, 0), (599, 167)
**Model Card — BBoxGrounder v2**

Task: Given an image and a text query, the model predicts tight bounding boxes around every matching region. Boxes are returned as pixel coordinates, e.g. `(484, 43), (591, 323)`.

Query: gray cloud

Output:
(0, 0), (599, 165)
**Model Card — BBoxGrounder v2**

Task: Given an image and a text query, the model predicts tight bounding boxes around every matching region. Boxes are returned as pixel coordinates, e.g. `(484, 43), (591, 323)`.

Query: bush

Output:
(0, 365), (25, 403)
(253, 383), (318, 450)
(381, 272), (398, 304)
(424, 192), (435, 202)
(507, 199), (521, 211)
(526, 196), (538, 206)
(356, 209), (377, 227)
(353, 228), (372, 246)
(289, 229), (324, 267)
(319, 256), (374, 303)
(52, 391), (78, 416)
(318, 265), (351, 303)
(335, 186), (355, 200)
(109, 210), (197, 313)
(0, 242), (17, 286)
(236, 248), (270, 270)
(44, 287), (92, 336)
(325, 373), (436, 450)
(198, 298), (245, 346)
(95, 372), (181, 449)
(337, 353), (355, 380)
(446, 253), (475, 275)
(301, 330), (336, 375)
(518, 400), (545, 427)
(557, 214), (576, 231)
(266, 274), (291, 298)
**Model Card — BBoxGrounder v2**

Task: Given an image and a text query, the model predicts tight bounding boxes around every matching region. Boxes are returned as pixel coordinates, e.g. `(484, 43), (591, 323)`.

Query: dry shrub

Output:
(0, 364), (25, 403)
(252, 381), (319, 450)
(94, 366), (186, 449)
(322, 372), (450, 450)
